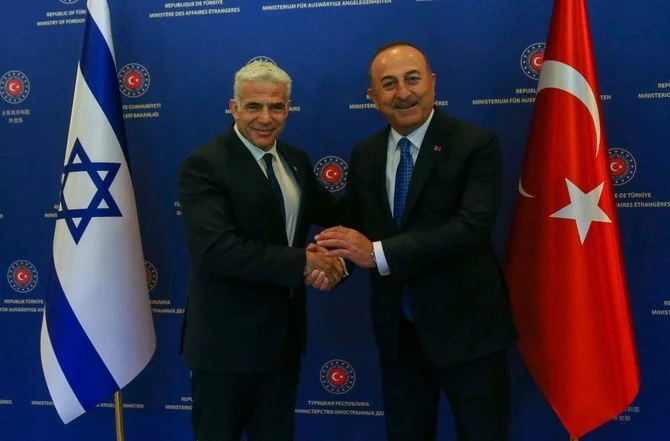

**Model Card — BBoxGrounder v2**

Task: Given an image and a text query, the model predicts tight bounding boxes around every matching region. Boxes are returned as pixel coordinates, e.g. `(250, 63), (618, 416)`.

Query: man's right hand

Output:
(304, 246), (344, 291)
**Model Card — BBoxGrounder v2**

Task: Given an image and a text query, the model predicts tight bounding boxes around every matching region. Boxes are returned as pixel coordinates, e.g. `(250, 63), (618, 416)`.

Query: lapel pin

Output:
(433, 145), (442, 152)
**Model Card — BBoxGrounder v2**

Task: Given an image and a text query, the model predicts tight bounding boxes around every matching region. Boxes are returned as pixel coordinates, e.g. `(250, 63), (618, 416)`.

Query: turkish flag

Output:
(505, 0), (639, 438)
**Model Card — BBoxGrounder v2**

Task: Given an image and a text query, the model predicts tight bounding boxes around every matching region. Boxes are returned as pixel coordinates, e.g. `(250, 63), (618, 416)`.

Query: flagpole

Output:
(114, 391), (125, 441)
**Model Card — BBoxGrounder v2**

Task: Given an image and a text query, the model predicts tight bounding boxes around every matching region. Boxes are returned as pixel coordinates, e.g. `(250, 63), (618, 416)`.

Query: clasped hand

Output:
(315, 226), (375, 269)
(303, 226), (376, 291)
(303, 244), (344, 291)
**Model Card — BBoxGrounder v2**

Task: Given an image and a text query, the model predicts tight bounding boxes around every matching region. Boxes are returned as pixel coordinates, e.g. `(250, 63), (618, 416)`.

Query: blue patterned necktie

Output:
(263, 153), (286, 223)
(393, 137), (413, 230)
(394, 137), (414, 320)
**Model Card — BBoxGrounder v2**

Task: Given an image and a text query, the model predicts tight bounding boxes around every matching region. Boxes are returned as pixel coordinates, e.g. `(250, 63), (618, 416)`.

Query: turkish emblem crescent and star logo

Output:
(7, 260), (39, 293)
(314, 156), (348, 192)
(57, 139), (122, 244)
(517, 60), (612, 245)
(319, 359), (356, 394)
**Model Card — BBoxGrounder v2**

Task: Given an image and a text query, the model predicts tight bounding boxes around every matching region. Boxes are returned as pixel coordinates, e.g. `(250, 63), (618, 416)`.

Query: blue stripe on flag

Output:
(45, 260), (119, 410)
(79, 10), (128, 157)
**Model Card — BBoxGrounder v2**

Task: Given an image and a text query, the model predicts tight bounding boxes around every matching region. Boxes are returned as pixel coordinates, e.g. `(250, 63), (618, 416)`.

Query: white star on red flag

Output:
(549, 178), (612, 244)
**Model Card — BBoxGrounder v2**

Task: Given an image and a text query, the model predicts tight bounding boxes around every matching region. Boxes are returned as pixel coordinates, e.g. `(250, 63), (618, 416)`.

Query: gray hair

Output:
(233, 61), (292, 103)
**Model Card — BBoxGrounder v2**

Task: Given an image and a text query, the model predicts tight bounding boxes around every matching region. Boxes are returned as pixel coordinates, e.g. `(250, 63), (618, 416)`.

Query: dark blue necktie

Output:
(394, 137), (413, 230)
(393, 137), (414, 320)
(263, 153), (286, 223)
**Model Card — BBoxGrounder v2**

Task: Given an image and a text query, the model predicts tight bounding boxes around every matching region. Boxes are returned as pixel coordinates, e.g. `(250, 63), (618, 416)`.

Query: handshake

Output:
(302, 226), (376, 291)
(303, 243), (344, 291)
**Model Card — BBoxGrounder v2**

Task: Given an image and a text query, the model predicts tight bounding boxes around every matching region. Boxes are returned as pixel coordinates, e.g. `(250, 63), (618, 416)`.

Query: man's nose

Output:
(396, 82), (412, 99)
(258, 106), (272, 122)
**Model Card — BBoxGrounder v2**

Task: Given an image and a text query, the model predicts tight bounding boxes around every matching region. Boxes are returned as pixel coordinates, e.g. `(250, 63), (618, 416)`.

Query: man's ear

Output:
(367, 88), (377, 105)
(229, 99), (238, 118)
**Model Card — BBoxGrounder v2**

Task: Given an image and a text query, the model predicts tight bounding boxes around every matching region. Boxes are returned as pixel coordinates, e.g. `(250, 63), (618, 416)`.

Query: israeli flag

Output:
(40, 0), (156, 424)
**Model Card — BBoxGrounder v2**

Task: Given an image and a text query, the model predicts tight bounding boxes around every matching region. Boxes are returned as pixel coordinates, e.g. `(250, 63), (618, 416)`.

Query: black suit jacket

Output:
(178, 127), (339, 374)
(344, 108), (517, 367)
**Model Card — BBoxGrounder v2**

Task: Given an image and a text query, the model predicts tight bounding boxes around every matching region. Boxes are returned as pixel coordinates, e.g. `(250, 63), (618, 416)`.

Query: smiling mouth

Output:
(395, 102), (417, 110)
(395, 106), (417, 113)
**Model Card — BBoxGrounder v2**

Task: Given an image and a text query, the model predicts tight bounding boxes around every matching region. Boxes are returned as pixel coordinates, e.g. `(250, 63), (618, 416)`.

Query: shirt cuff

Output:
(338, 257), (349, 277)
(373, 241), (390, 276)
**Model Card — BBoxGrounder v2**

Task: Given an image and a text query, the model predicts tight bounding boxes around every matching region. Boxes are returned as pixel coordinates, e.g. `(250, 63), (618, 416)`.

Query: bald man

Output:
(316, 42), (517, 441)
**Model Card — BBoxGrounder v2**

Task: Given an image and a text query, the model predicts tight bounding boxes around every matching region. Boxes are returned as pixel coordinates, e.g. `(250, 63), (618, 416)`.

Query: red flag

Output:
(505, 0), (639, 437)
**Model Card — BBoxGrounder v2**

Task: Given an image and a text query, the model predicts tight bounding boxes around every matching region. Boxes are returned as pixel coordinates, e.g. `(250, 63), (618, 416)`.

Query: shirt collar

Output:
(234, 123), (278, 161)
(389, 108), (435, 150)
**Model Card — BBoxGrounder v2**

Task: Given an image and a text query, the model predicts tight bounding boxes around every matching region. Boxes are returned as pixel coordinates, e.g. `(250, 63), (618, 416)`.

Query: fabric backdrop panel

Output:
(1, 0), (669, 439)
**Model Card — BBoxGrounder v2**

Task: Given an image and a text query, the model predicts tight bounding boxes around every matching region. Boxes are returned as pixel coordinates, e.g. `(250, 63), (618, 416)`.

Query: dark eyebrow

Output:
(380, 70), (422, 83)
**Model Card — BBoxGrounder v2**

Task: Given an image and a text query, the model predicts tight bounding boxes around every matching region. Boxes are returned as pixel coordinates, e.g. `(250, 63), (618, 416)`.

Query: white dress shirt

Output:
(373, 109), (435, 275)
(234, 124), (301, 246)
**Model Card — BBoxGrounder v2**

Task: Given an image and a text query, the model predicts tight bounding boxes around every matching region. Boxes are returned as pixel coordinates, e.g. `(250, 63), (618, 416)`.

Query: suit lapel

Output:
(227, 131), (270, 185)
(277, 144), (305, 189)
(402, 109), (452, 226)
(226, 131), (288, 242)
(365, 130), (396, 233)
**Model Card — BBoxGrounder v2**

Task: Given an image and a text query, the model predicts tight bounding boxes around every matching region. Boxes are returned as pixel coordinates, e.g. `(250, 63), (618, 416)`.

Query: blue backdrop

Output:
(1, 0), (669, 439)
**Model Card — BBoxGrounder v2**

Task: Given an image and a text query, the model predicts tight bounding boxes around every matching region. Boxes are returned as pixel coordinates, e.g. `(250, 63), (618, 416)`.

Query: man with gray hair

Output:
(179, 60), (344, 441)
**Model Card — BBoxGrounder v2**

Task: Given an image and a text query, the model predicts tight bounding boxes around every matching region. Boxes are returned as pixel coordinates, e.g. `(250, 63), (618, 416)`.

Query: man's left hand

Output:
(315, 226), (375, 269)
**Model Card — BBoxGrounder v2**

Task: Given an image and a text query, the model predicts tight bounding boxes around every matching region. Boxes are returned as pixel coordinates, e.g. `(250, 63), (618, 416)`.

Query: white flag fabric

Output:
(40, 0), (156, 424)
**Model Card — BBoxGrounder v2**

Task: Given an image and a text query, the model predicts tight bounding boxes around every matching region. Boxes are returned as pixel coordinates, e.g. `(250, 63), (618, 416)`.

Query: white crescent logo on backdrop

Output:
(127, 75), (140, 87)
(325, 168), (337, 180)
(16, 270), (28, 283)
(8, 81), (20, 93)
(518, 60), (601, 198)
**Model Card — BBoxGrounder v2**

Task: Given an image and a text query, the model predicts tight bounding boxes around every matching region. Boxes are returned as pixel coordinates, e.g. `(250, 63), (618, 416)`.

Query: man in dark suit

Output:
(316, 42), (517, 441)
(179, 60), (344, 441)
